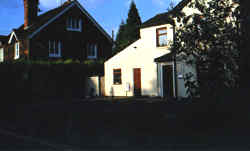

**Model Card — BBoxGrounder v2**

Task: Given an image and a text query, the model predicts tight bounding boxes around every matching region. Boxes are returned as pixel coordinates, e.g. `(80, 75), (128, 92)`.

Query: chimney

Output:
(23, 0), (39, 29)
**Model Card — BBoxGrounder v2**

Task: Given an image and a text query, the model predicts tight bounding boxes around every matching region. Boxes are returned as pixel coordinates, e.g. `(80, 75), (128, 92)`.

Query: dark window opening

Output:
(113, 69), (122, 85)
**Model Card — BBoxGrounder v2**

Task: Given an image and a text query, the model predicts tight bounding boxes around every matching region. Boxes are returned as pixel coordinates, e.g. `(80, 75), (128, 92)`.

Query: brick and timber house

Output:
(1, 0), (112, 61)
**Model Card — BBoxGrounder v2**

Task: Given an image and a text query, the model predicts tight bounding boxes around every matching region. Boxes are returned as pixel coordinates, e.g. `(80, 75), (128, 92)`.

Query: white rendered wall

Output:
(105, 24), (173, 96)
(104, 0), (219, 97)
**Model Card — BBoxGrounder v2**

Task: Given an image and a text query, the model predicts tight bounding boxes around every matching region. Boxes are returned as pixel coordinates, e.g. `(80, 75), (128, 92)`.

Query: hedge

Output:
(0, 59), (104, 104)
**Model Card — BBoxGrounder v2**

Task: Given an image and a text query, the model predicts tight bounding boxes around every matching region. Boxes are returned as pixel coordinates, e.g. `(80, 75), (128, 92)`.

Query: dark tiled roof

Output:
(141, 0), (191, 28)
(0, 35), (8, 44)
(14, 1), (73, 39)
(154, 52), (176, 62)
(141, 12), (175, 28)
(155, 52), (187, 62)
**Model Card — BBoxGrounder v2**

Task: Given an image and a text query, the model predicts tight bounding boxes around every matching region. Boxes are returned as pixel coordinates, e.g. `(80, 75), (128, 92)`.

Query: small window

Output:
(66, 17), (82, 32)
(87, 43), (97, 59)
(14, 42), (19, 59)
(113, 69), (122, 85)
(67, 17), (72, 28)
(156, 27), (168, 47)
(49, 40), (61, 58)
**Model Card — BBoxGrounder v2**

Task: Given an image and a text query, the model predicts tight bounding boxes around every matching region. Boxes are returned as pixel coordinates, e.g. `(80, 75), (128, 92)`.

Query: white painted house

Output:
(104, 0), (201, 98)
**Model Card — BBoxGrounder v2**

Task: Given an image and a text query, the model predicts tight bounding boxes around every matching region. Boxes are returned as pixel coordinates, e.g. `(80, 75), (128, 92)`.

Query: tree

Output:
(167, 0), (176, 12)
(240, 0), (250, 88)
(172, 0), (240, 98)
(126, 0), (142, 43)
(113, 20), (127, 54)
(113, 0), (142, 54)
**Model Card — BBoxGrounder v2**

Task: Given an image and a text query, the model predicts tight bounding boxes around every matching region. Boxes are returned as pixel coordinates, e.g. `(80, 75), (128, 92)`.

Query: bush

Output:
(0, 60), (104, 104)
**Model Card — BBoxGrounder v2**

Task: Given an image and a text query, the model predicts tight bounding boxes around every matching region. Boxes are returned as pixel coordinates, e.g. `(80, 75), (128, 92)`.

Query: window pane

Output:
(55, 41), (58, 54)
(72, 19), (77, 29)
(72, 19), (75, 28)
(94, 44), (97, 57)
(70, 18), (73, 28)
(67, 18), (70, 28)
(158, 35), (168, 46)
(158, 29), (167, 34)
(113, 69), (122, 84)
(58, 41), (61, 56)
(79, 19), (82, 30)
(87, 44), (91, 56)
(49, 40), (50, 53)
(76, 19), (79, 28)
(89, 44), (93, 56)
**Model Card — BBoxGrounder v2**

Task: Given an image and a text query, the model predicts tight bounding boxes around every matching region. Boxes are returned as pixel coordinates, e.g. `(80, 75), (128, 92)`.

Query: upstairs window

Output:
(156, 27), (168, 47)
(87, 43), (98, 59)
(67, 17), (82, 32)
(113, 69), (122, 85)
(14, 42), (20, 60)
(49, 40), (61, 58)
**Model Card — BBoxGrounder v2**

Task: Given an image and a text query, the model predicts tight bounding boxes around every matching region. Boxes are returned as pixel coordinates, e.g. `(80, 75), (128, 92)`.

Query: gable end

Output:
(28, 1), (112, 42)
(74, 1), (112, 42)
(8, 32), (19, 44)
(28, 3), (75, 39)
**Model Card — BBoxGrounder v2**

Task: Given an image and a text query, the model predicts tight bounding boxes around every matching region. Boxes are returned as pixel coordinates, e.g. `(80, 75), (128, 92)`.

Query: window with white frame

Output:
(66, 17), (82, 32)
(14, 42), (20, 59)
(87, 43), (98, 59)
(156, 27), (168, 47)
(49, 40), (61, 58)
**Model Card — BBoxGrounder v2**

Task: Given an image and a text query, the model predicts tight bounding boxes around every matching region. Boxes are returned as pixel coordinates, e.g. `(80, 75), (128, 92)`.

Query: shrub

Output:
(0, 59), (104, 104)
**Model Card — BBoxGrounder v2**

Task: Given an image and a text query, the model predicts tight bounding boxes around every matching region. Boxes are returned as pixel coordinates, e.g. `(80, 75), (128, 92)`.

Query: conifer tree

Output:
(113, 20), (127, 54)
(113, 0), (141, 54)
(126, 0), (142, 43)
(167, 0), (175, 12)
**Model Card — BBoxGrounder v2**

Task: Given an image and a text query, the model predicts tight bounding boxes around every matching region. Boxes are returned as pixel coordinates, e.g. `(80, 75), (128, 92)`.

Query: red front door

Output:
(133, 68), (141, 96)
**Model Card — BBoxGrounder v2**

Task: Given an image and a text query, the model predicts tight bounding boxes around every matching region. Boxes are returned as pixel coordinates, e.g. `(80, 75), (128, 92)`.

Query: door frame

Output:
(159, 62), (176, 98)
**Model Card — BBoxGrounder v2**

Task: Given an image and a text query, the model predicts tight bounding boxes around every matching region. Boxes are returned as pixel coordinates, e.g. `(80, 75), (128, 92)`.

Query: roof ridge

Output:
(141, 0), (191, 28)
(38, 1), (73, 19)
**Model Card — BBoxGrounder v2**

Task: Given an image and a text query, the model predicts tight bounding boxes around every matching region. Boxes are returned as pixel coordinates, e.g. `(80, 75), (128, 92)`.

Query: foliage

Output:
(0, 59), (105, 103)
(1, 58), (102, 65)
(240, 0), (250, 88)
(113, 0), (142, 54)
(114, 20), (128, 54)
(126, 0), (142, 42)
(172, 0), (240, 99)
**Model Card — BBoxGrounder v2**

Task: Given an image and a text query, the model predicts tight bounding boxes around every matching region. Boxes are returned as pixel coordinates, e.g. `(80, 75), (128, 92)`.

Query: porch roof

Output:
(154, 52), (176, 62)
